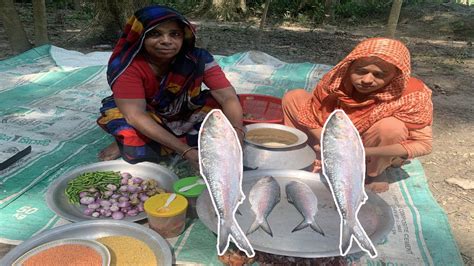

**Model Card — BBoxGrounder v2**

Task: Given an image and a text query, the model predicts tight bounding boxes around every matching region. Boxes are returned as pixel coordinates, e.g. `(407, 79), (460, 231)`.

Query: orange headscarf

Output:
(298, 37), (433, 133)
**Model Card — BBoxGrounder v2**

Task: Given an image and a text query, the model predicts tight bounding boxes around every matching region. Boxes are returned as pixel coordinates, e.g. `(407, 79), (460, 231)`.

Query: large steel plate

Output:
(197, 169), (394, 258)
(46, 159), (178, 222)
(0, 220), (173, 266)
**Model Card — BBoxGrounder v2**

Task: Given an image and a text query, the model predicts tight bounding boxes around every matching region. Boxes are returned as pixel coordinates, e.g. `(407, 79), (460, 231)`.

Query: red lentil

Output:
(22, 244), (102, 266)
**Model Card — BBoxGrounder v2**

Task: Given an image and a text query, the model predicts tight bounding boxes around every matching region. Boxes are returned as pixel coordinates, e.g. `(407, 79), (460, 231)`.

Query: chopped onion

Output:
(91, 212), (100, 218)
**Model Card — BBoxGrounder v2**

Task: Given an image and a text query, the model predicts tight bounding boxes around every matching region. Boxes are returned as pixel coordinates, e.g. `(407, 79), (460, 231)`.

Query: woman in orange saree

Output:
(282, 37), (433, 193)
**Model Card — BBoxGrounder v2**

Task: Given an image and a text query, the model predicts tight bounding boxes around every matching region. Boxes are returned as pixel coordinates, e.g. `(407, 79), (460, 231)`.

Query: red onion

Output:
(112, 211), (124, 220)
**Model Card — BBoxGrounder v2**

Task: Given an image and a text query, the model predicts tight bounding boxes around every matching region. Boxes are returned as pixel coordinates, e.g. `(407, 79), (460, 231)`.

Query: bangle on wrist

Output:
(180, 146), (197, 158)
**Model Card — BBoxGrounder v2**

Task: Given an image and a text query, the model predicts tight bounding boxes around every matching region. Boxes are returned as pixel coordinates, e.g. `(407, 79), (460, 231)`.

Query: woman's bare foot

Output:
(365, 171), (390, 193)
(98, 142), (121, 161)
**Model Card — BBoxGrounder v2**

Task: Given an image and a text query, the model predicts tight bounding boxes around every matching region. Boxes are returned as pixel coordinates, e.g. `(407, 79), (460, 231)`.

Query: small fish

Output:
(321, 109), (377, 258)
(247, 176), (280, 237)
(285, 181), (324, 235)
(198, 109), (255, 258)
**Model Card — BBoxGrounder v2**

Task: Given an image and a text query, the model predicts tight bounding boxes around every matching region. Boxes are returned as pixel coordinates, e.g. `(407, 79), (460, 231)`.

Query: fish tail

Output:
(339, 219), (353, 256)
(260, 218), (273, 237)
(230, 219), (255, 257)
(291, 219), (309, 233)
(352, 219), (378, 258)
(217, 219), (232, 256)
(340, 218), (378, 258)
(247, 217), (273, 237)
(246, 219), (260, 235)
(310, 220), (325, 236)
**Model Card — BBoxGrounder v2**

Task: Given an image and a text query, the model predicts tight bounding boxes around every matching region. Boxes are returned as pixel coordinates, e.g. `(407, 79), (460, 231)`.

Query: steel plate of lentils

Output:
(97, 236), (157, 266)
(22, 244), (103, 266)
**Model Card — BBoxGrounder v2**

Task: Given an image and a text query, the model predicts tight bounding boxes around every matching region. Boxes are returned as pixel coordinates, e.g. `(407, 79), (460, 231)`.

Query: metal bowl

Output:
(46, 159), (178, 222)
(243, 123), (316, 170)
(197, 169), (394, 258)
(0, 220), (173, 266)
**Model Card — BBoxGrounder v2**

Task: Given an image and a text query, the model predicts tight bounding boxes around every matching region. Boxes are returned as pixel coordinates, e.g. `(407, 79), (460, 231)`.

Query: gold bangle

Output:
(180, 146), (196, 158)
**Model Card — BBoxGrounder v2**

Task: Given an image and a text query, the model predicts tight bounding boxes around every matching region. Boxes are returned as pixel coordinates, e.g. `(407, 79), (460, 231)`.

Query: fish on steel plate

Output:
(198, 109), (255, 258)
(321, 109), (377, 258)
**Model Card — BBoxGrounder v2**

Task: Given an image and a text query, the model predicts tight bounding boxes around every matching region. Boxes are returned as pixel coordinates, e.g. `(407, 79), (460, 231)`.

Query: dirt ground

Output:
(0, 2), (473, 264)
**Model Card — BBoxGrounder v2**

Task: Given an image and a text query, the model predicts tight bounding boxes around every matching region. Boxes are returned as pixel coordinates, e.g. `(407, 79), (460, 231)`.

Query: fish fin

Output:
(229, 219), (255, 257)
(246, 219), (260, 236)
(236, 209), (243, 216)
(291, 219), (309, 233)
(260, 218), (273, 237)
(352, 220), (378, 258)
(340, 219), (353, 256)
(217, 219), (231, 256)
(310, 220), (325, 236)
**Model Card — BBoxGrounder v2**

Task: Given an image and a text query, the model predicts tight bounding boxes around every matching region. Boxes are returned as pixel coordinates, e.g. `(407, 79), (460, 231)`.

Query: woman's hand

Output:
(183, 148), (200, 170)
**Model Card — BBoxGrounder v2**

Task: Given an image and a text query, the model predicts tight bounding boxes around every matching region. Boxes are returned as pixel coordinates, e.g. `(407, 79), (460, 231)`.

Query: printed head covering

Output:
(107, 5), (195, 85)
(298, 37), (432, 132)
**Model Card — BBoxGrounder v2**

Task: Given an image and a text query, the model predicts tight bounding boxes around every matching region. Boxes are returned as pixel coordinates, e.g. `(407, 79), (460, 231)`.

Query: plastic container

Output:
(238, 94), (283, 125)
(173, 176), (206, 219)
(144, 193), (188, 238)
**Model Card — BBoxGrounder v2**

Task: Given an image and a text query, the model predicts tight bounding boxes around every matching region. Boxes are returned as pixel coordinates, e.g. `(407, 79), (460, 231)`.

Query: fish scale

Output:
(247, 176), (280, 237)
(321, 109), (377, 258)
(198, 109), (255, 258)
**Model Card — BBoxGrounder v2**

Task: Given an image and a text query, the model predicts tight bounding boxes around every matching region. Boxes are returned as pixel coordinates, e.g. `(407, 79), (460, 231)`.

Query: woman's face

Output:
(348, 57), (398, 94)
(143, 20), (184, 62)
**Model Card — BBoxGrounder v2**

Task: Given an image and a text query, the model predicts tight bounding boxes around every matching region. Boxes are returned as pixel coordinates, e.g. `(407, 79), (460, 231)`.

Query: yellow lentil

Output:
(96, 236), (157, 266)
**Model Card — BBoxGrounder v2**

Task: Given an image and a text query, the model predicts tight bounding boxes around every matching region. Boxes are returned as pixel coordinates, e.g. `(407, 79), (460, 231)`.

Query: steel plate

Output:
(197, 169), (394, 258)
(0, 220), (173, 266)
(46, 159), (178, 222)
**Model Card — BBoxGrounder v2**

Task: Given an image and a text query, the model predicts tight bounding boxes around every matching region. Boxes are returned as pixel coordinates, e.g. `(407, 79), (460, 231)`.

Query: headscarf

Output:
(107, 5), (195, 85)
(105, 5), (216, 135)
(298, 37), (433, 133)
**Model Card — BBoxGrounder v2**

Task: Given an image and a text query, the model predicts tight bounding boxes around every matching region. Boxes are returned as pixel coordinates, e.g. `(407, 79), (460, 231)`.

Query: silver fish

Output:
(285, 181), (324, 235)
(198, 109), (255, 257)
(247, 176), (280, 237)
(321, 109), (377, 258)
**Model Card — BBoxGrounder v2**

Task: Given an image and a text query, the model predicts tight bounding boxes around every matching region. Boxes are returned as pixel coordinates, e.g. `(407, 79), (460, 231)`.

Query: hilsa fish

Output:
(247, 176), (280, 237)
(321, 109), (377, 258)
(285, 181), (325, 235)
(198, 109), (255, 258)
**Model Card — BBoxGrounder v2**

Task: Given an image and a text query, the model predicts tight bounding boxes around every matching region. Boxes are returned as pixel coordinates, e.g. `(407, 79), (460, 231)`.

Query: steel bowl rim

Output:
(244, 123), (308, 149)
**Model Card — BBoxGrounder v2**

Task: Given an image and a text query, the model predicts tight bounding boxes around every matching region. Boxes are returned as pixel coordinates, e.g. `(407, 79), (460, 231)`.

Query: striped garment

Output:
(97, 5), (224, 163)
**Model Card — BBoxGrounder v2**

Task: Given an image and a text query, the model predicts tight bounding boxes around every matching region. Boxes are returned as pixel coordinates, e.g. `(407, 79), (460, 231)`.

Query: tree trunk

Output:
(33, 0), (49, 46)
(68, 0), (151, 45)
(323, 0), (338, 24)
(0, 0), (32, 53)
(385, 0), (403, 38)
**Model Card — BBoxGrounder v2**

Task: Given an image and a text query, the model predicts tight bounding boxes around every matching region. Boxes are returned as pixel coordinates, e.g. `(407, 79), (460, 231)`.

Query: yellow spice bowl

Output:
(144, 193), (188, 238)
